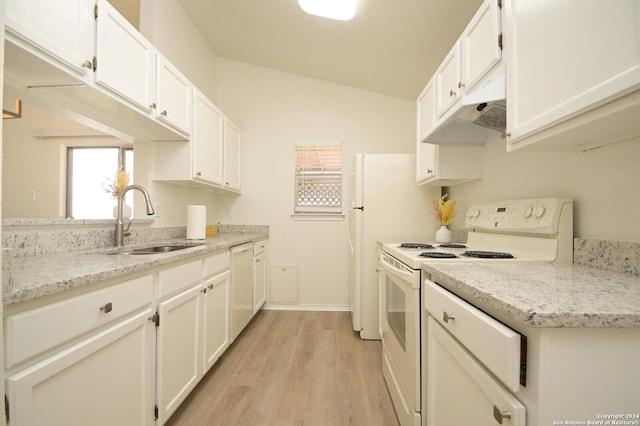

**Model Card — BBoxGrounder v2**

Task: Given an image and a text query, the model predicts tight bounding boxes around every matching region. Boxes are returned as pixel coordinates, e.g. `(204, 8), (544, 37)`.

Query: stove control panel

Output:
(465, 198), (573, 235)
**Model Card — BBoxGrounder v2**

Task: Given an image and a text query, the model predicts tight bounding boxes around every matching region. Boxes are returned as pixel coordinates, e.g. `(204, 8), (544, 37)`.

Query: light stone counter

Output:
(422, 262), (640, 328)
(4, 232), (268, 306)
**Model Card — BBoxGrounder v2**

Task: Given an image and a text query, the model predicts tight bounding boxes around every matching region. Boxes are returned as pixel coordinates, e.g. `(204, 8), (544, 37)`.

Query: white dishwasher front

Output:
(231, 243), (254, 341)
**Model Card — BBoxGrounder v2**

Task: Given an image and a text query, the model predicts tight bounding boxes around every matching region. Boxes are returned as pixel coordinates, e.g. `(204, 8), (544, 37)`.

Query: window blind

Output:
(294, 143), (342, 214)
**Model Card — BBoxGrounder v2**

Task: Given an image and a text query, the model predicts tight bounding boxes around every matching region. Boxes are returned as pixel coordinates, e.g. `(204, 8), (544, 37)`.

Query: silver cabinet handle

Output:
(196, 171), (202, 176)
(100, 302), (113, 313)
(82, 60), (93, 69)
(443, 311), (455, 323)
(150, 102), (157, 109)
(449, 89), (456, 97)
(493, 405), (511, 424)
(427, 169), (433, 174)
(458, 81), (465, 89)
(161, 110), (168, 116)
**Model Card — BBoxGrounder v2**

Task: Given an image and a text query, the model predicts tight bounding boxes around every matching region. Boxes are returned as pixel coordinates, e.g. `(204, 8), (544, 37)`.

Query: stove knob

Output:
(533, 205), (546, 218)
(467, 206), (480, 219)
(523, 206), (533, 218)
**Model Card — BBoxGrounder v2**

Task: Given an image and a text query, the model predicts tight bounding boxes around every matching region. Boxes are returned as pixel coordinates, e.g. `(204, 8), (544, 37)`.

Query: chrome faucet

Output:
(115, 185), (155, 247)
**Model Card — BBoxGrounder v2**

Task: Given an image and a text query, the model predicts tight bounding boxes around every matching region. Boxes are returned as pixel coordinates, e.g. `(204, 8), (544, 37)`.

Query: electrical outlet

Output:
(224, 207), (232, 218)
(154, 203), (161, 218)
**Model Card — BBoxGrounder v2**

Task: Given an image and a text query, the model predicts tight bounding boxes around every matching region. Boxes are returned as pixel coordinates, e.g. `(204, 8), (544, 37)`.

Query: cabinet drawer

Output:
(158, 259), (202, 299)
(424, 280), (522, 392)
(5, 274), (153, 368)
(253, 240), (267, 256)
(205, 251), (230, 277)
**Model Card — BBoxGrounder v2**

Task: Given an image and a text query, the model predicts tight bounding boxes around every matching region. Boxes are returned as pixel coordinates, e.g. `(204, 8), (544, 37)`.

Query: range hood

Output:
(424, 63), (506, 145)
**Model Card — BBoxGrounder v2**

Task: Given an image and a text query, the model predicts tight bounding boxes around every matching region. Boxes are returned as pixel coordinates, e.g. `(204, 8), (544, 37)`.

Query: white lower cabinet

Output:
(3, 247), (249, 426)
(156, 283), (203, 425)
(6, 309), (156, 426)
(201, 270), (231, 373)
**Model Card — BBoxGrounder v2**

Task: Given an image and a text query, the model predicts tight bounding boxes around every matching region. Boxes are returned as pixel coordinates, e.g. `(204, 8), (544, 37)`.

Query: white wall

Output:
(446, 136), (640, 242)
(215, 59), (419, 308)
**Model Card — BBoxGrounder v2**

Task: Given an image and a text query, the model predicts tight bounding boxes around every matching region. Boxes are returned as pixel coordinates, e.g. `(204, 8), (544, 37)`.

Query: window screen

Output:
(294, 142), (342, 214)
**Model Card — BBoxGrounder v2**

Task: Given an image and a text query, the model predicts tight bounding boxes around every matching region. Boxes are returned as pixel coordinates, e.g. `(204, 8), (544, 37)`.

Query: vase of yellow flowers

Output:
(105, 166), (131, 219)
(432, 194), (455, 243)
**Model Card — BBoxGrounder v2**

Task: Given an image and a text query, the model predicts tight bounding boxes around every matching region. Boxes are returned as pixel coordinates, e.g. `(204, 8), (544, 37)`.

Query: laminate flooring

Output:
(165, 310), (400, 426)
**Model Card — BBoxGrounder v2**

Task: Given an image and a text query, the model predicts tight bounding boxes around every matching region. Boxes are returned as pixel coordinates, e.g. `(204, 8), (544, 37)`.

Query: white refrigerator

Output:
(347, 153), (440, 340)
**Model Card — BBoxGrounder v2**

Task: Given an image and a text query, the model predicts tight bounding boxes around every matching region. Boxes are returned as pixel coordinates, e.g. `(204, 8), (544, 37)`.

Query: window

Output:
(66, 147), (133, 219)
(294, 142), (342, 214)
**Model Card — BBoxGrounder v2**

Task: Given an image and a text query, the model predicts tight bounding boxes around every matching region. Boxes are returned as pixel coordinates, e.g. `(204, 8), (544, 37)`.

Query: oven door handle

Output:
(379, 254), (414, 281)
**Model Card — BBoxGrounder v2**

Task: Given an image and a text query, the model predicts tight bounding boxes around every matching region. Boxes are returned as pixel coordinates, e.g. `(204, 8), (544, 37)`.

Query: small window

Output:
(294, 142), (342, 214)
(66, 147), (133, 219)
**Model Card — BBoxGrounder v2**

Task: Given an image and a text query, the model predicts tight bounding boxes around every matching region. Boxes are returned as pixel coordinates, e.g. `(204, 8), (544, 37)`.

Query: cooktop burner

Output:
(462, 250), (514, 259)
(419, 252), (458, 259)
(438, 243), (467, 249)
(400, 243), (434, 249)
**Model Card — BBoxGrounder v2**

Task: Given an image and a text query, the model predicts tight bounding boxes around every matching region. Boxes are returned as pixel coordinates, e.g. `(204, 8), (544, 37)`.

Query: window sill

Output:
(290, 213), (344, 221)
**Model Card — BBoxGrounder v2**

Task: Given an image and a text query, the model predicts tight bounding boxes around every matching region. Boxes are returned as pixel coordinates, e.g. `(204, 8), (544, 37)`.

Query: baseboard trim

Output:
(262, 303), (350, 312)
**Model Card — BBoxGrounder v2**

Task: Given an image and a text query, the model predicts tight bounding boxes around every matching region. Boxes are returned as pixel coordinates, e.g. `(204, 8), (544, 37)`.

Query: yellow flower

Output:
(433, 194), (456, 226)
(104, 166), (130, 199)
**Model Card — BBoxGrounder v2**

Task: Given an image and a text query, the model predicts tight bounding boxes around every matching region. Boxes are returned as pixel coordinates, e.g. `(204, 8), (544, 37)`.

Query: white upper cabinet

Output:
(156, 54), (193, 135)
(435, 42), (463, 118)
(417, 78), (437, 143)
(4, 0), (95, 84)
(153, 90), (241, 193)
(435, 0), (502, 121)
(505, 0), (640, 151)
(224, 118), (242, 192)
(461, 0), (502, 93)
(95, 0), (156, 113)
(192, 89), (225, 185)
(4, 0), (94, 78)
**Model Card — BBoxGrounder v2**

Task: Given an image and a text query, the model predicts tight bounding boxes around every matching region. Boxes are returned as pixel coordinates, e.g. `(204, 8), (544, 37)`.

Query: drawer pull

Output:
(100, 302), (113, 314)
(443, 311), (455, 323)
(493, 405), (511, 424)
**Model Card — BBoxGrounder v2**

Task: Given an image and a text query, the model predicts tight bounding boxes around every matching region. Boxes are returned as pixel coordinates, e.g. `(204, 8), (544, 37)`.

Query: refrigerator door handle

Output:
(346, 210), (354, 253)
(353, 206), (364, 211)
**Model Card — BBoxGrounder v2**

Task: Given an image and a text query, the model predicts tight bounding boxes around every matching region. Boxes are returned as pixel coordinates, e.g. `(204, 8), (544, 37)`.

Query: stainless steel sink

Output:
(112, 244), (204, 255)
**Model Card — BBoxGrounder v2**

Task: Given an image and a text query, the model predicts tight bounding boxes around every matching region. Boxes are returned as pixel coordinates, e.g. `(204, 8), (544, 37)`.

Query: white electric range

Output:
(378, 197), (574, 426)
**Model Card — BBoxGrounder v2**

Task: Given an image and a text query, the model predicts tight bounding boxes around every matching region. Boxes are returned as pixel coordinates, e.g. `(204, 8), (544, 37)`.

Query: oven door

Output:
(378, 251), (421, 426)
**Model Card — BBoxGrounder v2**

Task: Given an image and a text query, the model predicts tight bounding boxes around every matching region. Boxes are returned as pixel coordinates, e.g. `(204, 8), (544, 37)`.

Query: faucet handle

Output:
(124, 221), (132, 237)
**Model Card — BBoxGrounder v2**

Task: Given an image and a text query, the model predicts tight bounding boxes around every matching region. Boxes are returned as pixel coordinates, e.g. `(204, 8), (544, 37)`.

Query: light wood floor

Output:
(165, 310), (400, 426)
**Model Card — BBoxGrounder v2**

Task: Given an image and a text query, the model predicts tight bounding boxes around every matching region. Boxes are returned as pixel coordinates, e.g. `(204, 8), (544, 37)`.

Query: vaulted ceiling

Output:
(176, 0), (483, 100)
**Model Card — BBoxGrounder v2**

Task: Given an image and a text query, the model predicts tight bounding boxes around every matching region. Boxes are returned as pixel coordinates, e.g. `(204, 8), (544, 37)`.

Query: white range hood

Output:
(425, 63), (506, 145)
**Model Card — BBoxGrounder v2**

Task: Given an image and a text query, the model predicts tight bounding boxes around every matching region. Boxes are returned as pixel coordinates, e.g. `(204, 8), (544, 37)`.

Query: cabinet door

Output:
(427, 317), (525, 426)
(506, 0), (640, 145)
(461, 0), (502, 93)
(224, 118), (242, 192)
(416, 142), (437, 183)
(202, 270), (231, 373)
(417, 78), (436, 143)
(253, 252), (267, 313)
(156, 284), (202, 425)
(95, 0), (156, 112)
(193, 90), (225, 185)
(5, 0), (94, 79)
(156, 54), (193, 135)
(435, 42), (462, 118)
(6, 309), (155, 426)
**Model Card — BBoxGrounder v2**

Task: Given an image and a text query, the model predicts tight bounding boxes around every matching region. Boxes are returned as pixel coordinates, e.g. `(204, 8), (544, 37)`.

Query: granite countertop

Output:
(4, 232), (268, 306)
(422, 262), (640, 328)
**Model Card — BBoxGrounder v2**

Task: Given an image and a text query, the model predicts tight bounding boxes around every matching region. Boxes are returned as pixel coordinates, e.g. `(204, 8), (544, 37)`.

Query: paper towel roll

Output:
(186, 205), (206, 239)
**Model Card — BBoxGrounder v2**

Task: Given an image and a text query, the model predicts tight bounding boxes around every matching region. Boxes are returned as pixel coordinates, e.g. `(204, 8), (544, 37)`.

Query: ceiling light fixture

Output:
(298, 0), (356, 21)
